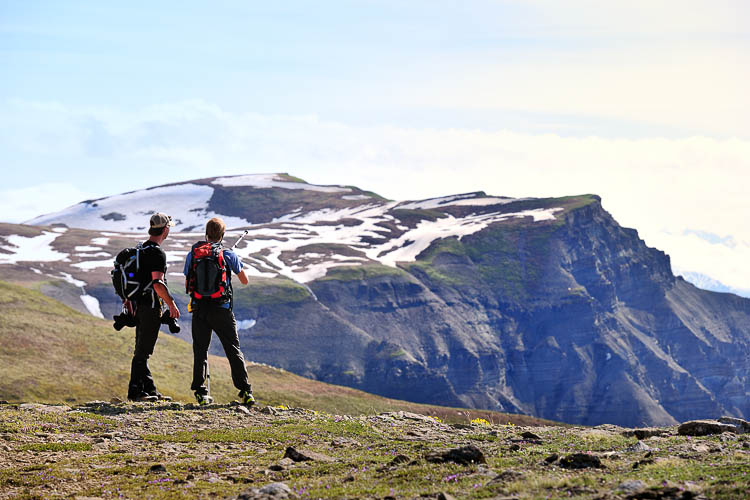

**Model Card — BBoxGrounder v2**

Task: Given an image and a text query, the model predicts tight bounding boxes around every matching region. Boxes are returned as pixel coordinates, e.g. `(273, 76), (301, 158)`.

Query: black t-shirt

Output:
(139, 240), (167, 302)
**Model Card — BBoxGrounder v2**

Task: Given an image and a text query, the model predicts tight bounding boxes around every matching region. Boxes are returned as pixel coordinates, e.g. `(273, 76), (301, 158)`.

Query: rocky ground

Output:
(1, 401), (749, 499)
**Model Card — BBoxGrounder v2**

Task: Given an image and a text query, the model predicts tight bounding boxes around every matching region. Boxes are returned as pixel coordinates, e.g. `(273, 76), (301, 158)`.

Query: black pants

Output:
(128, 302), (161, 398)
(191, 303), (252, 395)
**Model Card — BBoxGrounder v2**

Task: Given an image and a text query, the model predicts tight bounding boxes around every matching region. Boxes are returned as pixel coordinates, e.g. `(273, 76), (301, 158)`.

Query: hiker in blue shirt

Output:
(184, 217), (254, 406)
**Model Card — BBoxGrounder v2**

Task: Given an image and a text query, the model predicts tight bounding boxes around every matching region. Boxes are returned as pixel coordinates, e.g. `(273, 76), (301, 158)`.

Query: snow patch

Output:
(91, 237), (110, 246)
(398, 194), (525, 210)
(80, 294), (104, 319)
(76, 252), (111, 258)
(59, 272), (86, 288)
(342, 194), (371, 201)
(27, 183), (252, 232)
(237, 319), (256, 330)
(0, 231), (68, 264)
(72, 259), (113, 270)
(212, 174), (350, 193)
(75, 245), (102, 251)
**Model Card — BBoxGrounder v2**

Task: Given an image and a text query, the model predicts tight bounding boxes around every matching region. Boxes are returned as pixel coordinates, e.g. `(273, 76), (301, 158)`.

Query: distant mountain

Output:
(677, 270), (750, 298)
(3, 173), (749, 427)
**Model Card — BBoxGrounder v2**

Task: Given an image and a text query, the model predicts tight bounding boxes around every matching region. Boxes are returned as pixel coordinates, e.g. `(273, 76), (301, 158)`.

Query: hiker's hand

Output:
(169, 302), (180, 319)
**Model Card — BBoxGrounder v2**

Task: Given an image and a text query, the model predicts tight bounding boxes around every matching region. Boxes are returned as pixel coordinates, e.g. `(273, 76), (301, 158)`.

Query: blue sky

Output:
(1, 0), (750, 290)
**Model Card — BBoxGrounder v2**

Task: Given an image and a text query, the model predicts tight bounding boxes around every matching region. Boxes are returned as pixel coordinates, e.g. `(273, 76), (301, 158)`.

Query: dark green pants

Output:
(191, 303), (252, 395)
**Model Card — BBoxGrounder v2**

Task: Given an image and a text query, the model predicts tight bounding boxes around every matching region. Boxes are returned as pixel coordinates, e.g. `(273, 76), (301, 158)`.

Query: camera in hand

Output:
(160, 310), (181, 334)
(113, 311), (137, 331)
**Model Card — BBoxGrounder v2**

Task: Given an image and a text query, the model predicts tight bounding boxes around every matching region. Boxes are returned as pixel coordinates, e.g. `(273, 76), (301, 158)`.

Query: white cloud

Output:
(0, 183), (96, 224)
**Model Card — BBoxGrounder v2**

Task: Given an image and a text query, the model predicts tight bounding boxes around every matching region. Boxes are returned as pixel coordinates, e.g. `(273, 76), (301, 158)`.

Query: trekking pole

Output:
(231, 230), (249, 249)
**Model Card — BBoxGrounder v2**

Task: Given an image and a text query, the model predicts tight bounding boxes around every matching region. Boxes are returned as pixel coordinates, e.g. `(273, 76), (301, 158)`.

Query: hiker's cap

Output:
(149, 213), (174, 229)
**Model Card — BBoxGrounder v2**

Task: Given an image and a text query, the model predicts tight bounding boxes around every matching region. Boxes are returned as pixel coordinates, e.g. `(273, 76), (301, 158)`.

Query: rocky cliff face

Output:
(230, 196), (750, 427)
(4, 174), (750, 427)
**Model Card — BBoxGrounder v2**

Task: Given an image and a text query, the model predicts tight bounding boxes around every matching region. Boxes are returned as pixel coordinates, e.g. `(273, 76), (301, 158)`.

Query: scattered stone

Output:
(283, 446), (335, 463)
(109, 397), (124, 404)
(718, 416), (750, 433)
(149, 464), (167, 473)
(677, 420), (737, 436)
(236, 483), (297, 500)
(520, 431), (541, 440)
(343, 475), (355, 482)
(618, 480), (647, 493)
(425, 445), (486, 465)
(625, 486), (699, 499)
(491, 470), (525, 482)
(559, 453), (605, 469)
(437, 493), (457, 500)
(236, 405), (251, 415)
(544, 453), (559, 464)
(390, 454), (411, 465)
(623, 428), (667, 440)
(279, 458), (294, 467)
(625, 441), (651, 453)
(509, 443), (521, 451)
(268, 464), (284, 472)
(260, 406), (278, 416)
(19, 403), (71, 413)
(632, 458), (655, 469)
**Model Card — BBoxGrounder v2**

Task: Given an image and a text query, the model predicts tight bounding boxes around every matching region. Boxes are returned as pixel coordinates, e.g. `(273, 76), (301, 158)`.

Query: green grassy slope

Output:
(0, 281), (550, 425)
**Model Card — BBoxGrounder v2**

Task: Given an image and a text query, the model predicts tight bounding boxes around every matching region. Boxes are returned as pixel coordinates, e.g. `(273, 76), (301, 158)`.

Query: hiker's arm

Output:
(152, 271), (180, 318)
(237, 269), (249, 285)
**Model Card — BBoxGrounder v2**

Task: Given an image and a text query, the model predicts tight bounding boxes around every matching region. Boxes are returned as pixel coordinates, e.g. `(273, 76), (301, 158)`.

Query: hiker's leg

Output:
(129, 305), (161, 396)
(191, 308), (213, 394)
(211, 307), (252, 393)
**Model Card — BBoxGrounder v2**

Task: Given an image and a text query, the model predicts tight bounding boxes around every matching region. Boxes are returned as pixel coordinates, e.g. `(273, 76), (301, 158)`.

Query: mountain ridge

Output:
(2, 173), (749, 427)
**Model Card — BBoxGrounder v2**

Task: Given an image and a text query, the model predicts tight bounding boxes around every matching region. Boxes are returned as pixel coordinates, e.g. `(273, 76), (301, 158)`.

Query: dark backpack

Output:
(186, 241), (230, 302)
(111, 243), (148, 301)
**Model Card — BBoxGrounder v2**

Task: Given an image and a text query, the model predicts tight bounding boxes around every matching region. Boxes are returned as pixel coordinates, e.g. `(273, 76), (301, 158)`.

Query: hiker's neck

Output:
(148, 233), (168, 245)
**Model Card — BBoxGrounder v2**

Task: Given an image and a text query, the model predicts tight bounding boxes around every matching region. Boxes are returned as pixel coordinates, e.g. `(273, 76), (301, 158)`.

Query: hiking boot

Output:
(128, 393), (158, 403)
(239, 390), (255, 406)
(195, 392), (213, 405)
(149, 392), (172, 402)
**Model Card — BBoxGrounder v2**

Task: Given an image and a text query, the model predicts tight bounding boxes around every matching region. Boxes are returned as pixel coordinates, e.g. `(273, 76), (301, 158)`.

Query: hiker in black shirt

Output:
(127, 213), (180, 402)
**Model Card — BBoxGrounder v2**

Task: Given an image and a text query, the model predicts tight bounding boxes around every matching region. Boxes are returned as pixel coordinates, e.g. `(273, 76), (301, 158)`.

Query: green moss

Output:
(20, 442), (92, 452)
(232, 277), (312, 307)
(318, 264), (407, 282)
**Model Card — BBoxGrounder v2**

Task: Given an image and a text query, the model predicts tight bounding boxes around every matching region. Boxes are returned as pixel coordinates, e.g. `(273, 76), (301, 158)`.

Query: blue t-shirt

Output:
(184, 246), (243, 308)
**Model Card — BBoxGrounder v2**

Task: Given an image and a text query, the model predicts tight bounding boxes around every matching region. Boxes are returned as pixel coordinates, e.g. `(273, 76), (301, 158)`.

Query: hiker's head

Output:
(206, 218), (226, 243)
(149, 213), (174, 237)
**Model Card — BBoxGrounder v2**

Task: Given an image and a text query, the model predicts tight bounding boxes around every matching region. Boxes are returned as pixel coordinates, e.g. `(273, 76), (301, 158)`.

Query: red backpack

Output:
(186, 241), (230, 301)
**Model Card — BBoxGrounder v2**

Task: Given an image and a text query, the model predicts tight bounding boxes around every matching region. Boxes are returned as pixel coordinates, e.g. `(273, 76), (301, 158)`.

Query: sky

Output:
(1, 0), (749, 292)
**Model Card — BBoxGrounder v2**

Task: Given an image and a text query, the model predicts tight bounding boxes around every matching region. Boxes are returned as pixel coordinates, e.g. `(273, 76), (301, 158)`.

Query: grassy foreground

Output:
(1, 401), (749, 499)
(0, 279), (547, 424)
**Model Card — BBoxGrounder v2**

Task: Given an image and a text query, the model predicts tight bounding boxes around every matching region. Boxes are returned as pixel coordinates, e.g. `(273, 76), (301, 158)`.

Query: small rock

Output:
(149, 464), (167, 473)
(279, 458), (294, 466)
(625, 486), (699, 499)
(236, 405), (251, 415)
(2, 445), (10, 452)
(283, 446), (335, 463)
(491, 469), (525, 482)
(626, 441), (651, 453)
(343, 475), (355, 482)
(559, 453), (605, 469)
(260, 406), (278, 415)
(425, 445), (486, 465)
(544, 453), (559, 464)
(509, 443), (521, 451)
(437, 493), (457, 500)
(718, 416), (750, 434)
(109, 397), (124, 404)
(390, 454), (411, 465)
(678, 420), (737, 436)
(618, 480), (647, 493)
(520, 431), (541, 440)
(623, 428), (667, 440)
(268, 464), (284, 472)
